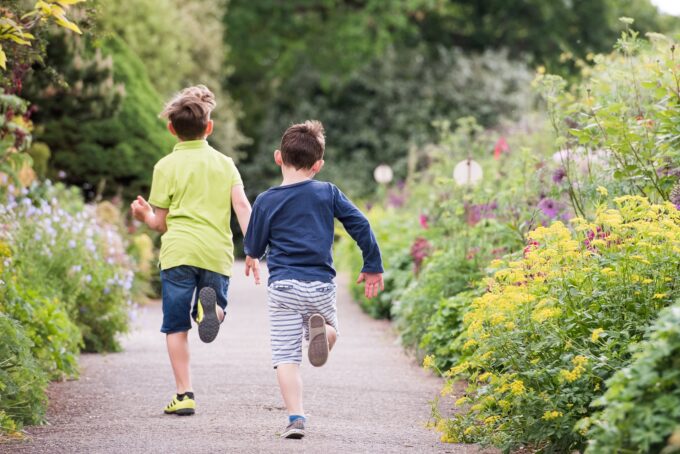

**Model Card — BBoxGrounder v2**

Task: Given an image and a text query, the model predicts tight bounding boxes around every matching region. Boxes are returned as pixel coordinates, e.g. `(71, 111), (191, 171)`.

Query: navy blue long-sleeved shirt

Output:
(244, 180), (383, 285)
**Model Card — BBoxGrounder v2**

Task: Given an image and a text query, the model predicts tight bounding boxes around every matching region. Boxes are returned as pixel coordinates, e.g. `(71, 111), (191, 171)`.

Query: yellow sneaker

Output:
(164, 393), (195, 416)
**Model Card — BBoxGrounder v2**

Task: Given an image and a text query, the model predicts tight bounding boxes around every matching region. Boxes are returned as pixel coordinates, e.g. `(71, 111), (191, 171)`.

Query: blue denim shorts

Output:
(160, 265), (229, 334)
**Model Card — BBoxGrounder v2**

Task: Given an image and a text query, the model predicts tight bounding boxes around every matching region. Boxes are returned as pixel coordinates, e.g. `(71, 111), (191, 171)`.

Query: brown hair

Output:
(279, 120), (325, 170)
(160, 85), (216, 140)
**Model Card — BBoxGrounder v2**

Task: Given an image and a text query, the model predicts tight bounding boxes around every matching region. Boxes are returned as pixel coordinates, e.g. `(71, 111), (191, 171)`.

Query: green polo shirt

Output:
(148, 140), (243, 276)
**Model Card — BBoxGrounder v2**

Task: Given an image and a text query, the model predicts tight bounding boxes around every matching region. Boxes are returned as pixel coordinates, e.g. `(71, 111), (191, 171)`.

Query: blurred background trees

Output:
(225, 0), (679, 196)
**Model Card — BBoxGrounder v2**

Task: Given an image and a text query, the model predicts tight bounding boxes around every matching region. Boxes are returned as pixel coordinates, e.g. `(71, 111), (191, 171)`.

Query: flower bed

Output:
(0, 182), (141, 435)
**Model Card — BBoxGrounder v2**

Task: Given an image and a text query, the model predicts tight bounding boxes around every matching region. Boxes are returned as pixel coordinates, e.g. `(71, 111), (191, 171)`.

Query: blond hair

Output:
(160, 85), (216, 140)
(280, 120), (326, 169)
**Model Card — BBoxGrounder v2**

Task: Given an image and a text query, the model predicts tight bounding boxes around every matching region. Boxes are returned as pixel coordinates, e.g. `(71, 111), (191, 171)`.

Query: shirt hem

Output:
(160, 260), (232, 277)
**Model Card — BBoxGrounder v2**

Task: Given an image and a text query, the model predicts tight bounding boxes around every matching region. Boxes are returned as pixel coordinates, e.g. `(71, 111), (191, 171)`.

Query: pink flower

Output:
(494, 137), (510, 160)
(419, 214), (429, 229)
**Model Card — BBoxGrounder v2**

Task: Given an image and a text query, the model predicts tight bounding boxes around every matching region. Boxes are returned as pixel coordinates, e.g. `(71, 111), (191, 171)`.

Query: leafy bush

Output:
(432, 197), (680, 451)
(585, 301), (680, 453)
(0, 181), (138, 433)
(0, 314), (48, 433)
(25, 35), (175, 199)
(535, 24), (680, 218)
(2, 182), (134, 352)
(336, 206), (418, 319)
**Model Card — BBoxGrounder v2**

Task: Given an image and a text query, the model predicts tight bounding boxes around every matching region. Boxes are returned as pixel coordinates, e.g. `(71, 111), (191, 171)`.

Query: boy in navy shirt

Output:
(244, 120), (384, 439)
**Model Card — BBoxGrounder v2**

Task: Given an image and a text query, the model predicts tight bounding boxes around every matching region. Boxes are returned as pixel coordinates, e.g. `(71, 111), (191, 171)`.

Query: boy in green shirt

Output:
(131, 85), (257, 416)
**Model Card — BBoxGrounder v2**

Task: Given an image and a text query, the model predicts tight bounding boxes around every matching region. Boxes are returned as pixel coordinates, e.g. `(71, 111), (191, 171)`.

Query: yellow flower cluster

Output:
(542, 410), (563, 421)
(560, 355), (588, 383)
(591, 328), (604, 342)
(422, 355), (435, 370)
(435, 198), (680, 444)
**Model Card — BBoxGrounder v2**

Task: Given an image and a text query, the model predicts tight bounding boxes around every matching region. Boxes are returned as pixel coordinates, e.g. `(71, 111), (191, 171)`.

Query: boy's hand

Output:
(245, 256), (261, 285)
(130, 196), (152, 222)
(357, 272), (384, 299)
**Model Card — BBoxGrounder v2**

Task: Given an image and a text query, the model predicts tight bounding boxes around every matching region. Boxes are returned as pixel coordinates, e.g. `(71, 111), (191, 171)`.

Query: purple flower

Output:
(552, 167), (567, 184)
(465, 202), (497, 226)
(538, 198), (562, 219)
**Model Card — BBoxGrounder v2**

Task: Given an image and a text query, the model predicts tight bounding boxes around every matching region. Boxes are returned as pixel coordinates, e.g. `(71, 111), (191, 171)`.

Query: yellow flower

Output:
(596, 186), (608, 197)
(462, 339), (478, 351)
(423, 355), (435, 370)
(537, 65), (546, 74)
(484, 416), (500, 426)
(591, 328), (604, 342)
(510, 380), (526, 396)
(455, 396), (470, 406)
(653, 293), (667, 299)
(0, 242), (11, 258)
(560, 356), (588, 382)
(542, 410), (563, 420)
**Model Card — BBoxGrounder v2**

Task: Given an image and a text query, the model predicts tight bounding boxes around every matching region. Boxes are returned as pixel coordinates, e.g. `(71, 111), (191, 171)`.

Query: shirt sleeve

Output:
(229, 159), (244, 187)
(332, 185), (384, 273)
(243, 198), (269, 259)
(148, 166), (171, 209)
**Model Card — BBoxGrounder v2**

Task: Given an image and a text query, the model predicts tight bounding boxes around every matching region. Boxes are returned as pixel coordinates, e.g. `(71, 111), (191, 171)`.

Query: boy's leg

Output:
(303, 282), (339, 367)
(167, 331), (192, 393)
(194, 270), (229, 343)
(268, 281), (306, 436)
(160, 266), (199, 414)
(276, 364), (304, 416)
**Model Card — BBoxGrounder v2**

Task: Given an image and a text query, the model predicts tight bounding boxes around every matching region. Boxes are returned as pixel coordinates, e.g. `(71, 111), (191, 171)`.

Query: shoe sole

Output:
(281, 428), (305, 439)
(198, 287), (220, 343)
(308, 314), (329, 367)
(164, 408), (195, 416)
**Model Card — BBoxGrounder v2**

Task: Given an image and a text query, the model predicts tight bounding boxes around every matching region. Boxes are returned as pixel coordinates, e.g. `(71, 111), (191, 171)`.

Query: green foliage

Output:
(0, 314), (48, 432)
(245, 48), (534, 196)
(26, 142), (50, 179)
(99, 0), (246, 154)
(0, 181), (139, 432)
(336, 207), (418, 319)
(536, 25), (680, 214)
(434, 198), (680, 451)
(25, 35), (175, 199)
(227, 0), (678, 197)
(585, 301), (680, 454)
(0, 90), (33, 187)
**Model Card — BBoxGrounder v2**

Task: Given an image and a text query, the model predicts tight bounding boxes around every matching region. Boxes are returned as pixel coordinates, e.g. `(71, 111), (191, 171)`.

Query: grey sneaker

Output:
(197, 287), (221, 343)
(308, 314), (329, 367)
(281, 418), (305, 439)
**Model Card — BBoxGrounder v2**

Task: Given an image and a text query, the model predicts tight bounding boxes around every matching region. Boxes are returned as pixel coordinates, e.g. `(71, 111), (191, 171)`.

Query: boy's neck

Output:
(280, 166), (316, 186)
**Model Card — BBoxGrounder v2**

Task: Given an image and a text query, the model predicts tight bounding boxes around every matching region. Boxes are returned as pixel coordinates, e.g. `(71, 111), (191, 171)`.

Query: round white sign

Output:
(373, 164), (394, 184)
(453, 159), (483, 186)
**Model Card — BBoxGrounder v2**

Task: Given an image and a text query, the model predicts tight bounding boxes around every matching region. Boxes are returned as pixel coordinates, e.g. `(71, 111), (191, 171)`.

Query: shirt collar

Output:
(173, 140), (208, 151)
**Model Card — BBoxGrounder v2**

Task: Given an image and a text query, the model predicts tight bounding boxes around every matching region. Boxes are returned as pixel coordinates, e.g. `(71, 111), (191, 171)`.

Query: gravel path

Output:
(6, 263), (479, 453)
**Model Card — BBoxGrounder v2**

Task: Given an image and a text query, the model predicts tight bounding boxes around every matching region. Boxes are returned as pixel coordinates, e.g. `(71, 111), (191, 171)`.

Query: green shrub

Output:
(432, 197), (680, 451)
(25, 35), (175, 199)
(585, 301), (680, 454)
(0, 314), (48, 432)
(336, 206), (418, 319)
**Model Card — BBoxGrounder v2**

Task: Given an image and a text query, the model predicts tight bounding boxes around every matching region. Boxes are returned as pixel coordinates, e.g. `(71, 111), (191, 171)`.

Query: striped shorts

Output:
(267, 279), (339, 367)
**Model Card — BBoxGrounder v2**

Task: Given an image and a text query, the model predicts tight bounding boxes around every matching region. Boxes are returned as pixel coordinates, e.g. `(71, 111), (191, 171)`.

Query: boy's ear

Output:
(204, 120), (214, 137)
(167, 121), (177, 137)
(274, 149), (284, 167)
(312, 159), (325, 173)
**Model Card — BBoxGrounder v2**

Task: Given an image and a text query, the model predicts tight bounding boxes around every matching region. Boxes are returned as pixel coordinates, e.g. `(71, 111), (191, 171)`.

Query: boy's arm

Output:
(231, 184), (252, 235)
(332, 185), (384, 298)
(232, 184), (261, 284)
(243, 200), (269, 260)
(131, 196), (168, 233)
